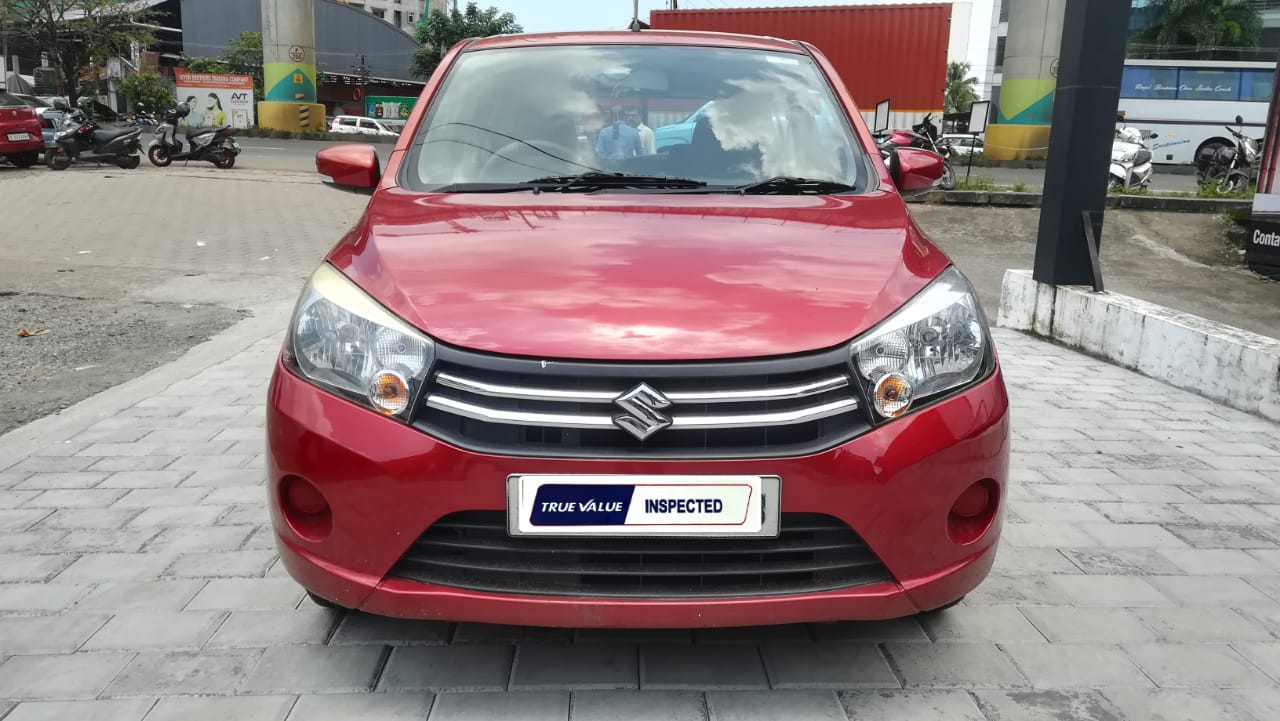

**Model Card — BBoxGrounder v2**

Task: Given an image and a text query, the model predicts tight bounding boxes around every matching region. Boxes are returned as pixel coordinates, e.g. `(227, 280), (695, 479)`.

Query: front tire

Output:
(147, 146), (172, 167)
(306, 591), (349, 611)
(9, 151), (39, 168)
(118, 154), (141, 170)
(1219, 171), (1249, 194)
(938, 161), (956, 190)
(45, 150), (72, 170)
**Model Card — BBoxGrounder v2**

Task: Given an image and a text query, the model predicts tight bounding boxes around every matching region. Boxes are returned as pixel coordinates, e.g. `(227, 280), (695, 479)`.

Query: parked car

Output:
(941, 134), (984, 157)
(0, 92), (44, 167)
(274, 29), (1009, 628)
(329, 115), (399, 136)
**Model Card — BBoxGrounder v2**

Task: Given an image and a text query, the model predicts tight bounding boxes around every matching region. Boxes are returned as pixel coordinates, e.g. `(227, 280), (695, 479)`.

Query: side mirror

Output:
(316, 143), (381, 194)
(1149, 132), (1159, 139)
(888, 147), (945, 193)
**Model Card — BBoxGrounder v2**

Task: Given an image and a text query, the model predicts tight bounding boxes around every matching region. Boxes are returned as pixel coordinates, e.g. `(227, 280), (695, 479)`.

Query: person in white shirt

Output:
(628, 109), (656, 155)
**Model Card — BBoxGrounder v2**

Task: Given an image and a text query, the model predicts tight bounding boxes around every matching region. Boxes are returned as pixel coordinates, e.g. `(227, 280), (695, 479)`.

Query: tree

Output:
(180, 31), (263, 101)
(1137, 0), (1262, 57)
(944, 61), (979, 114)
(119, 71), (173, 112)
(411, 1), (521, 79)
(2, 0), (156, 103)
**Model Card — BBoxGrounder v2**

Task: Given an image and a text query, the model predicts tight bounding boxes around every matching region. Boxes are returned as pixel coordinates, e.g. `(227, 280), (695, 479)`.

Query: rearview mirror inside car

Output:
(316, 144), (381, 194)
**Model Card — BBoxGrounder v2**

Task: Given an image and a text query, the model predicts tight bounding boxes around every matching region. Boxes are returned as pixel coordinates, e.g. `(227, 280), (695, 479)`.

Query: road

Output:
(231, 137), (1203, 192)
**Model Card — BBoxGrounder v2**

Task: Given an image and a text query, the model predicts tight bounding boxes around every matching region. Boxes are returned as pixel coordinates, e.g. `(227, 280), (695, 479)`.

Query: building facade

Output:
(340, 0), (447, 34)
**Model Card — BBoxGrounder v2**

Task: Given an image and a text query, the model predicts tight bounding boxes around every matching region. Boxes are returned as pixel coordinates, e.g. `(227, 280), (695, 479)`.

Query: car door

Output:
(358, 119), (380, 135)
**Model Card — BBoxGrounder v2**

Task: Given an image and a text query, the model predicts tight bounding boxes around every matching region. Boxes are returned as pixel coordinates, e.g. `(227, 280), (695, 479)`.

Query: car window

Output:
(403, 43), (868, 192)
(359, 119), (377, 130)
(0, 92), (25, 108)
(339, 118), (357, 127)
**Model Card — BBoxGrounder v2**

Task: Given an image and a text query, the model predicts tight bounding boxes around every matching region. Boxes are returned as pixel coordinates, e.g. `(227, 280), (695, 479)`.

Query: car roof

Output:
(463, 30), (806, 54)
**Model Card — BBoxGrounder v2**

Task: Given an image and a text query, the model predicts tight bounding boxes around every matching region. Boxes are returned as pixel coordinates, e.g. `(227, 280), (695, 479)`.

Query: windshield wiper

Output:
(732, 176), (857, 195)
(523, 171), (708, 191)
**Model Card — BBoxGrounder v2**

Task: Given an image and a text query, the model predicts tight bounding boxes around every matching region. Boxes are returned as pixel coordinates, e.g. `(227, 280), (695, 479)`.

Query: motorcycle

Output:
(147, 102), (240, 169)
(1195, 114), (1259, 194)
(1109, 125), (1157, 191)
(44, 99), (143, 170)
(882, 112), (956, 190)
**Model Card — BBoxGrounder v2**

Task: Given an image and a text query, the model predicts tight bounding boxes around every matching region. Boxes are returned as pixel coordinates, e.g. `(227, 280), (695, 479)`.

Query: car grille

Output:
(388, 511), (892, 598)
(412, 344), (872, 458)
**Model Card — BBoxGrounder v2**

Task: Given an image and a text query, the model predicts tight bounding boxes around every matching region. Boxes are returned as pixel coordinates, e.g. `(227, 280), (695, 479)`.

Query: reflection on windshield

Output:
(405, 44), (865, 192)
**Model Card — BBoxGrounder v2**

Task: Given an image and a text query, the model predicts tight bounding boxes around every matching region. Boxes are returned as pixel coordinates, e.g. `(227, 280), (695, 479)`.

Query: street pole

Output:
(1033, 0), (1132, 289)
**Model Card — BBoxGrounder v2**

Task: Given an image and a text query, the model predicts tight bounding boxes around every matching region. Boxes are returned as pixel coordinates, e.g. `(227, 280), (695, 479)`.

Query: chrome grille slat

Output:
(424, 395), (858, 430)
(435, 370), (850, 404)
(413, 344), (873, 458)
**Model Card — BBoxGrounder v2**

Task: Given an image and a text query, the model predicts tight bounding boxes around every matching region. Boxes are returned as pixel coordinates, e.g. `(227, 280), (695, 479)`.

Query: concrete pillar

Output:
(259, 0), (325, 132)
(985, 0), (1065, 160)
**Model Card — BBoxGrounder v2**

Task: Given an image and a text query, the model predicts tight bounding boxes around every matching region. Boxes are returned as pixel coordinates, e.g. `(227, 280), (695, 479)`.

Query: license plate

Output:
(6, 133), (30, 141)
(507, 474), (779, 537)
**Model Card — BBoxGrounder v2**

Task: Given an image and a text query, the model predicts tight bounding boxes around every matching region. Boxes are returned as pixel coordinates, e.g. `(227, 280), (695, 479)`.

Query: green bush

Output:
(954, 173), (997, 191)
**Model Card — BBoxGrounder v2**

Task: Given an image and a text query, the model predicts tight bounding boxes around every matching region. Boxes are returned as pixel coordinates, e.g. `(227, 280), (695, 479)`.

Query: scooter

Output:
(883, 112), (956, 190)
(44, 99), (142, 170)
(1108, 125), (1157, 191)
(147, 102), (240, 169)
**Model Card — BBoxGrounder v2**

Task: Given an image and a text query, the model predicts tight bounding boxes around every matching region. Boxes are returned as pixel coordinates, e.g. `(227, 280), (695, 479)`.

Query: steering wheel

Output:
(478, 139), (582, 181)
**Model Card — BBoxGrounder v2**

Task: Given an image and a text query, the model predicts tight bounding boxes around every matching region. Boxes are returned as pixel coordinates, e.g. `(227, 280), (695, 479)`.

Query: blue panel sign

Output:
(1179, 69), (1240, 101)
(529, 484), (635, 526)
(1121, 66), (1178, 99)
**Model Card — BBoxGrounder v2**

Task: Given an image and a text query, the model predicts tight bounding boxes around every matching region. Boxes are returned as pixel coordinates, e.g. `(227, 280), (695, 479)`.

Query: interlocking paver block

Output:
(919, 606), (1046, 643)
(55, 528), (159, 553)
(1, 699), (158, 721)
(143, 526), (254, 553)
(881, 643), (1026, 689)
(999, 644), (1153, 689)
(428, 691), (569, 721)
(1019, 607), (1156, 644)
(1231, 643), (1280, 682)
(760, 641), (898, 689)
(206, 607), (337, 647)
(810, 618), (928, 642)
(1050, 575), (1174, 606)
(707, 690), (846, 721)
(1147, 575), (1277, 606)
(102, 649), (262, 696)
(287, 693), (435, 721)
(1060, 549), (1184, 576)
(452, 623), (574, 644)
(0, 509), (52, 531)
(0, 652), (133, 700)
(1159, 549), (1275, 576)
(126, 505), (226, 527)
(36, 507), (141, 530)
(73, 580), (206, 613)
(640, 645), (769, 690)
(510, 643), (637, 690)
(0, 553), (75, 582)
(839, 690), (985, 721)
(973, 690), (1126, 721)
(184, 577), (305, 610)
(569, 690), (706, 721)
(1123, 643), (1274, 688)
(694, 624), (811, 643)
(55, 552), (178, 582)
(1102, 688), (1266, 721)
(0, 583), (91, 613)
(330, 612), (449, 646)
(81, 610), (226, 651)
(240, 644), (386, 694)
(378, 644), (515, 692)
(0, 613), (110, 653)
(142, 696), (295, 721)
(165, 550), (277, 578)
(1135, 607), (1269, 642)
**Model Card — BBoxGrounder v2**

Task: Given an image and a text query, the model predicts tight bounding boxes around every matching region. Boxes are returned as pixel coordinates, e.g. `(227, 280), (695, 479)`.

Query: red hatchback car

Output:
(0, 92), (43, 168)
(268, 30), (1010, 628)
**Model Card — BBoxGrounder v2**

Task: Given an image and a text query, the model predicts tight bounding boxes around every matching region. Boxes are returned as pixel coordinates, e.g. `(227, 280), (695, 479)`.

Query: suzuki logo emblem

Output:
(612, 383), (672, 440)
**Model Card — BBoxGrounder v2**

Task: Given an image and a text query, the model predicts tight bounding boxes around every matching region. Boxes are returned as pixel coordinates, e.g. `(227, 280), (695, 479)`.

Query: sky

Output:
(493, 0), (997, 85)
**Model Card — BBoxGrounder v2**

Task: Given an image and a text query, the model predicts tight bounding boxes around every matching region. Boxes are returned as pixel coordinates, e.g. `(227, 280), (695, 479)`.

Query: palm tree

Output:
(1137, 0), (1262, 57)
(944, 61), (979, 114)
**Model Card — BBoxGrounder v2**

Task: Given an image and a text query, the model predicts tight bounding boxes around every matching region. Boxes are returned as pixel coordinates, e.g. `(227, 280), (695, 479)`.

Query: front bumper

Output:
(267, 357), (1010, 627)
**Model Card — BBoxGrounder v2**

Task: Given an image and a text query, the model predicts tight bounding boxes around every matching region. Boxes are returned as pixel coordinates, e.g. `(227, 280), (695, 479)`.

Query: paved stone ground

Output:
(2, 307), (1280, 720)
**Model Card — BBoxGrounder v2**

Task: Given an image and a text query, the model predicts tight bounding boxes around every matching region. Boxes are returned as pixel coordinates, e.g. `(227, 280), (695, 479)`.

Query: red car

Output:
(0, 92), (43, 168)
(269, 30), (1010, 628)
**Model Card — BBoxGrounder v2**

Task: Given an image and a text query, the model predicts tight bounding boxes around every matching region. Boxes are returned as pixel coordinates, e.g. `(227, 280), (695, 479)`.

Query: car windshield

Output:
(0, 92), (25, 108)
(402, 43), (868, 192)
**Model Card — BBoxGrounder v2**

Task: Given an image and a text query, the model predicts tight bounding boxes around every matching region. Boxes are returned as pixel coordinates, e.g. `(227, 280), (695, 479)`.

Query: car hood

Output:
(327, 191), (950, 361)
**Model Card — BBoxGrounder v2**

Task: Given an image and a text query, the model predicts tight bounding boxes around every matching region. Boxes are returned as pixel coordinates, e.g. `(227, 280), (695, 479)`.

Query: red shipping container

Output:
(648, 3), (950, 114)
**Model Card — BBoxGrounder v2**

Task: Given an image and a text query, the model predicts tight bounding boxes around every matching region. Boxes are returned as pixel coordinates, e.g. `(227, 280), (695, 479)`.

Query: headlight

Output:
(851, 266), (988, 419)
(286, 263), (434, 420)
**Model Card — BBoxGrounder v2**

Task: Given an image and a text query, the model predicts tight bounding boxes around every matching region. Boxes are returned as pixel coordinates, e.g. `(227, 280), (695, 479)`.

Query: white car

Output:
(329, 115), (399, 136)
(941, 134), (984, 157)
